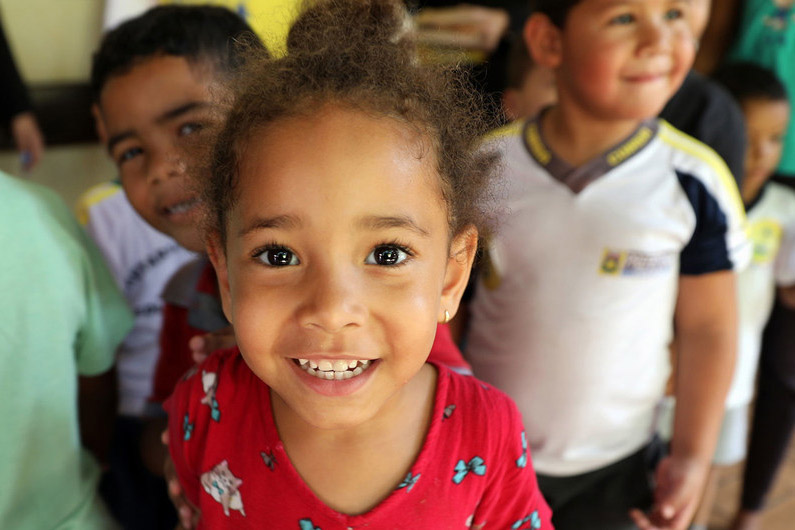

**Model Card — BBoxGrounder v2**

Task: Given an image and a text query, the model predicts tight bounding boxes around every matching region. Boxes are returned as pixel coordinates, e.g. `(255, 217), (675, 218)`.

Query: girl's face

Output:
(741, 97), (791, 204)
(210, 106), (475, 431)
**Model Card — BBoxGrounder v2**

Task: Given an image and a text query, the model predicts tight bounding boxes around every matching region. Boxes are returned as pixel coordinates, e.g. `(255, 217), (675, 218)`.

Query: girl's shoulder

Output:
(432, 362), (525, 436)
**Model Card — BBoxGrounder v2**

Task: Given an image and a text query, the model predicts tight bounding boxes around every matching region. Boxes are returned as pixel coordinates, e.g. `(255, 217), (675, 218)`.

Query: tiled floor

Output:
(710, 436), (795, 529)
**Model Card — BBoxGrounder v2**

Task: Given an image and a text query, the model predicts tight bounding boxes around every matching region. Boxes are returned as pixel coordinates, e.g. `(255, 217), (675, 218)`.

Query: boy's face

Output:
(97, 55), (223, 252)
(552, 0), (696, 122)
(209, 106), (474, 431)
(741, 98), (791, 203)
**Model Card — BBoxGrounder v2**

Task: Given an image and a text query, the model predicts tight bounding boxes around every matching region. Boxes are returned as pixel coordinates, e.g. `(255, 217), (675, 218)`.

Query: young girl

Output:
(165, 1), (552, 528)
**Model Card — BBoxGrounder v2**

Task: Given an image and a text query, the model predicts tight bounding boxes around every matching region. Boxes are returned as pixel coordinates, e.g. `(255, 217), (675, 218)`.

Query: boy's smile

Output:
(98, 55), (223, 252)
(210, 105), (473, 431)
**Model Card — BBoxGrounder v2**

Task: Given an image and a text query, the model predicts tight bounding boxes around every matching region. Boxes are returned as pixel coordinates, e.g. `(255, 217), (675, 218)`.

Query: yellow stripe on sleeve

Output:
(658, 120), (746, 223)
(75, 182), (123, 226)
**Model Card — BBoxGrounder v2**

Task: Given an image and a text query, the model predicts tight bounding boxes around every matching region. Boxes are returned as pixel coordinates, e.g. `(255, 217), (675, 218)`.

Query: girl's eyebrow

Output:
(357, 215), (430, 237)
(239, 214), (302, 236)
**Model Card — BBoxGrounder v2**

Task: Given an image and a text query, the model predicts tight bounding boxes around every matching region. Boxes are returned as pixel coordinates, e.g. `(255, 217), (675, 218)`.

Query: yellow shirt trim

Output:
(75, 182), (123, 226)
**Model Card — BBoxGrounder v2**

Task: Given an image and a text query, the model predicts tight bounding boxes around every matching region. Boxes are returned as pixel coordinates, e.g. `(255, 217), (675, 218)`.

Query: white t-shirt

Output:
(77, 182), (195, 416)
(728, 182), (795, 408)
(466, 119), (750, 476)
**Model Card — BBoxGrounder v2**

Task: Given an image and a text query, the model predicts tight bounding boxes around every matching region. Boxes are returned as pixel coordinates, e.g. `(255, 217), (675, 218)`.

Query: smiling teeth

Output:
(165, 198), (198, 215)
(296, 358), (372, 380)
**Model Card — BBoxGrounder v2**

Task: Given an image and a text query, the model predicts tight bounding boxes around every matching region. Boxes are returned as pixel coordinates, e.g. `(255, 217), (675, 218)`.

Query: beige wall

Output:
(1, 0), (106, 84)
(0, 144), (115, 207)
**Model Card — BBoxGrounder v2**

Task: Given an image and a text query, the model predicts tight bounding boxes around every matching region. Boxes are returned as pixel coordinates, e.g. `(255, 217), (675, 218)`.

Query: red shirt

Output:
(166, 348), (552, 529)
(151, 262), (470, 404)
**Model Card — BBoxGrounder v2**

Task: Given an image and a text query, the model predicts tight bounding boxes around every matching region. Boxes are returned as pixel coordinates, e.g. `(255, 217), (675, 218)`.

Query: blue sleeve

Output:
(676, 170), (749, 275)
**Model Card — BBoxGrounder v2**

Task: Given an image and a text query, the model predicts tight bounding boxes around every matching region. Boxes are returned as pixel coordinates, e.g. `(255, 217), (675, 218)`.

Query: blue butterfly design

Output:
(512, 510), (541, 529)
(452, 456), (487, 484)
(298, 519), (321, 530)
(260, 451), (276, 471)
(182, 414), (194, 441)
(443, 404), (456, 421)
(210, 398), (221, 422)
(516, 431), (528, 468)
(397, 471), (421, 492)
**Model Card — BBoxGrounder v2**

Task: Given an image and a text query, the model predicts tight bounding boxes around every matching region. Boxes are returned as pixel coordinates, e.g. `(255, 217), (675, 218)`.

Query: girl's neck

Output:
(271, 363), (437, 514)
(542, 97), (647, 168)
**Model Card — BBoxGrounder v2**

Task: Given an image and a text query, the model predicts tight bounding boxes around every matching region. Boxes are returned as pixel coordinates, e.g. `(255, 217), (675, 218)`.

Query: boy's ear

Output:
(439, 226), (478, 323)
(206, 232), (234, 324)
(523, 12), (563, 69)
(91, 103), (108, 145)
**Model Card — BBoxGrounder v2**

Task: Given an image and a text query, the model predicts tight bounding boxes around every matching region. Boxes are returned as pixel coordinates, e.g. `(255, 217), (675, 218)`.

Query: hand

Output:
(414, 4), (509, 54)
(630, 455), (710, 530)
(188, 326), (236, 364)
(162, 429), (201, 529)
(10, 111), (45, 171)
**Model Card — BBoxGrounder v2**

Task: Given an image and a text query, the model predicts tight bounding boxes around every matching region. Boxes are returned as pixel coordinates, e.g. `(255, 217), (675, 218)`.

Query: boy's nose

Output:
(147, 149), (186, 184)
(297, 265), (367, 334)
(637, 18), (671, 54)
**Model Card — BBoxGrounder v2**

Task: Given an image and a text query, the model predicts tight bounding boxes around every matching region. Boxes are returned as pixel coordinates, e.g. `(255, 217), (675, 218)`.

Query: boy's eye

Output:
(178, 122), (203, 136)
(609, 13), (635, 25)
(663, 8), (683, 21)
(117, 146), (143, 164)
(255, 246), (300, 267)
(365, 245), (409, 266)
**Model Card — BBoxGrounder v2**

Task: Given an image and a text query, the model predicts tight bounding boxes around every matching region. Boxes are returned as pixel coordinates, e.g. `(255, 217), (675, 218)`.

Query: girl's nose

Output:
(638, 18), (671, 55)
(297, 264), (367, 333)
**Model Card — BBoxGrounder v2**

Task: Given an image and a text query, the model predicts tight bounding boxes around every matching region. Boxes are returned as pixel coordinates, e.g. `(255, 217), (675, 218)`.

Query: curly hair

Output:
(206, 0), (499, 245)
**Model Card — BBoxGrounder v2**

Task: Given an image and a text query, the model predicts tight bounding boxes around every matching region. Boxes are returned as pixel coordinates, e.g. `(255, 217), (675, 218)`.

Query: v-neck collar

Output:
(523, 112), (659, 194)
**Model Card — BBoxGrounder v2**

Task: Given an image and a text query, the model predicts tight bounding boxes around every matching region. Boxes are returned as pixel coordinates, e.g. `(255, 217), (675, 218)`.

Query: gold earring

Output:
(443, 310), (451, 324)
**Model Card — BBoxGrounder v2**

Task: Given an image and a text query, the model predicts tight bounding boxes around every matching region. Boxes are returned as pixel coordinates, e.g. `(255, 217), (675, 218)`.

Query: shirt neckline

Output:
(256, 360), (450, 524)
(522, 111), (659, 194)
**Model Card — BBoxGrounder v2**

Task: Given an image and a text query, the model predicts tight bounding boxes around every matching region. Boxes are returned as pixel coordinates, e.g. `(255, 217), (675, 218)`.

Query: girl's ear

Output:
(206, 232), (233, 324)
(439, 226), (478, 322)
(523, 13), (563, 69)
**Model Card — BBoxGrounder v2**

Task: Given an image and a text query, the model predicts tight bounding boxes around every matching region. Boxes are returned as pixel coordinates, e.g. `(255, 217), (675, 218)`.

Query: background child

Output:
(709, 62), (795, 530)
(0, 170), (132, 528)
(166, 0), (552, 527)
(465, 1), (749, 529)
(658, 60), (794, 530)
(87, 6), (260, 527)
(501, 34), (557, 121)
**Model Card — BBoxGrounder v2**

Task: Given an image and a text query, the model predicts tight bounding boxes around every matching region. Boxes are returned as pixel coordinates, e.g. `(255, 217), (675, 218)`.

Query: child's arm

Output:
(632, 270), (738, 530)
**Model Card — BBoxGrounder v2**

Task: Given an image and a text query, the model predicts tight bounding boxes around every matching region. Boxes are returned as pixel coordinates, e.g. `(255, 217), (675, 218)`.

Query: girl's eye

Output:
(178, 122), (202, 136)
(117, 146), (143, 164)
(365, 245), (409, 266)
(609, 13), (635, 25)
(256, 247), (300, 267)
(664, 8), (683, 21)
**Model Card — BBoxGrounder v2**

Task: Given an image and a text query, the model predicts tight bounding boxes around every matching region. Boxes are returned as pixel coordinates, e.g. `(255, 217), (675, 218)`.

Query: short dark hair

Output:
(531, 0), (582, 27)
(91, 5), (264, 101)
(712, 62), (789, 105)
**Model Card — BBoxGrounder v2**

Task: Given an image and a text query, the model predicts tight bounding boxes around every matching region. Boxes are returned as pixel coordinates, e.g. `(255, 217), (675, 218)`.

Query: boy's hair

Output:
(505, 35), (535, 90)
(712, 62), (789, 105)
(207, 0), (499, 243)
(91, 5), (264, 100)
(531, 0), (581, 28)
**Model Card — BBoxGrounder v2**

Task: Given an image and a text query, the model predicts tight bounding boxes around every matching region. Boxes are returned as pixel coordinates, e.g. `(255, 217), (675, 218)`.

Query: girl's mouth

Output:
(292, 358), (374, 380)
